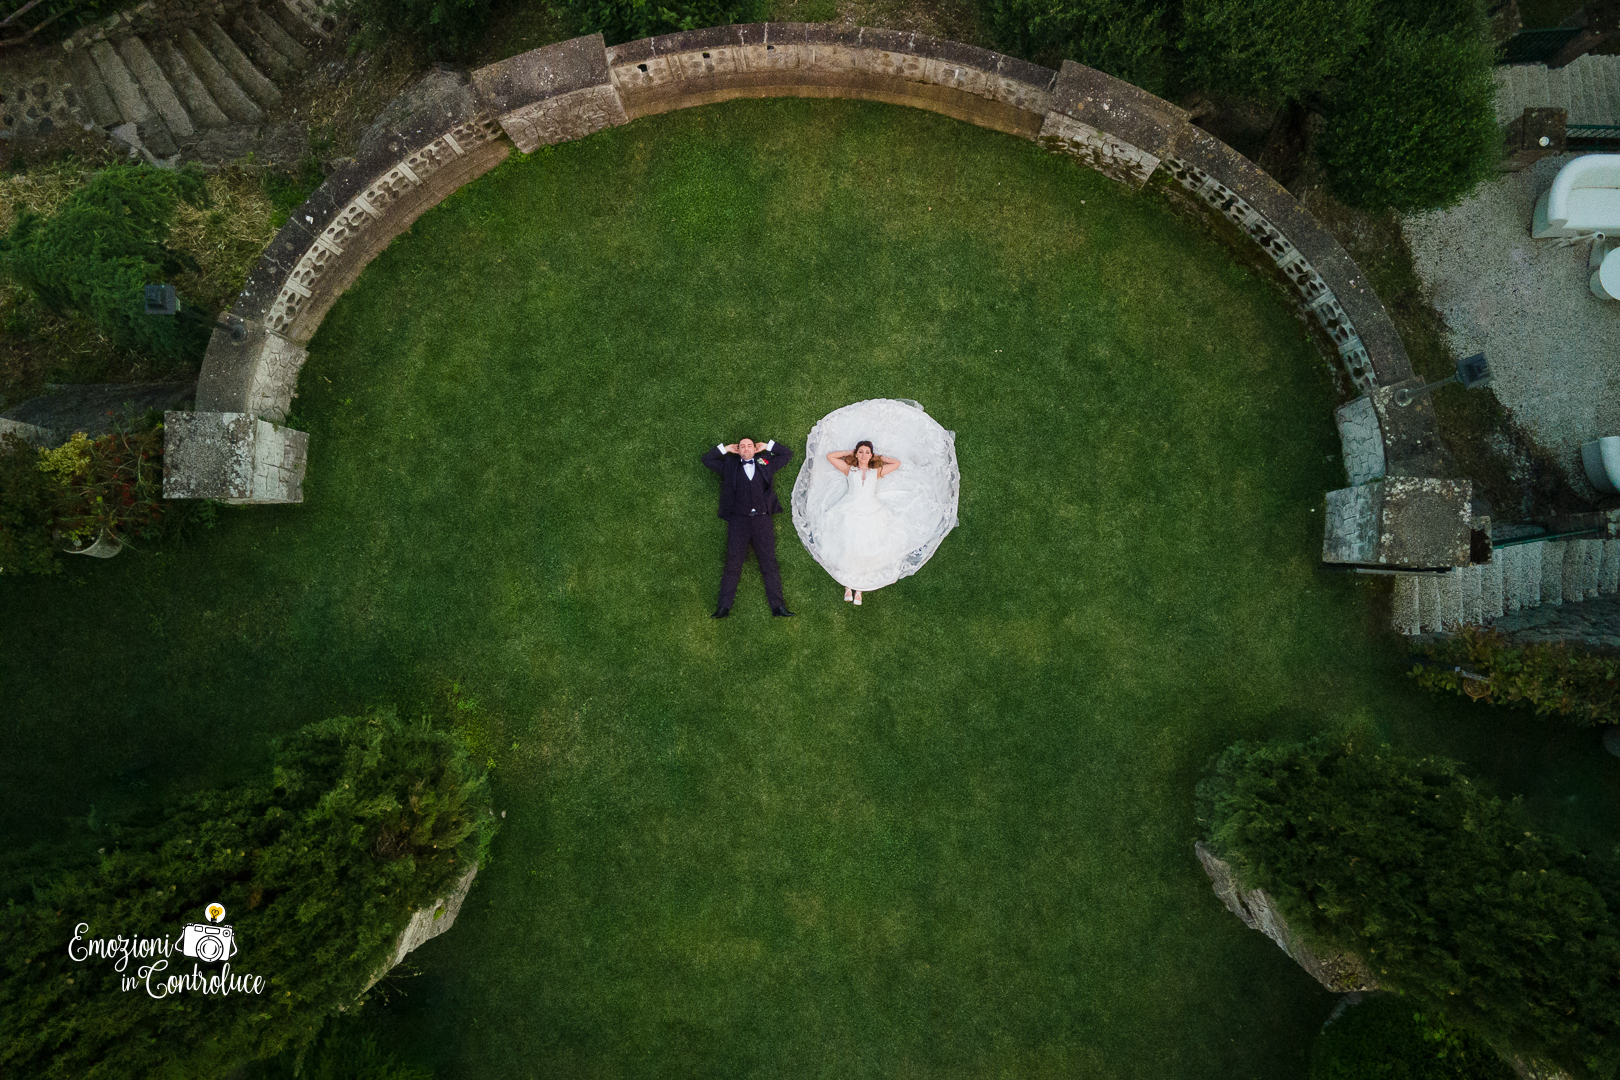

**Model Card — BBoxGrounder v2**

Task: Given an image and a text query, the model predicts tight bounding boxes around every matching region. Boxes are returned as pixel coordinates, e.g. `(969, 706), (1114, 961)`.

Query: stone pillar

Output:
(471, 34), (629, 153)
(161, 411), (308, 504)
(1322, 477), (1473, 568)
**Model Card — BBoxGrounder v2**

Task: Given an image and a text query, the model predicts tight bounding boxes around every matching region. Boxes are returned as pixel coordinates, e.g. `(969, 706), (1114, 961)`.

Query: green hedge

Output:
(0, 708), (495, 1079)
(562, 0), (770, 48)
(1413, 628), (1620, 726)
(1175, 0), (1376, 105)
(0, 165), (211, 363)
(1198, 738), (1620, 1077)
(1309, 994), (1516, 1080)
(976, 0), (1172, 94)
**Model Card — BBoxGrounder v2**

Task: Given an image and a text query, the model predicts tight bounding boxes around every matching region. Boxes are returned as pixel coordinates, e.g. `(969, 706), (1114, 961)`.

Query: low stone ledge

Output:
(605, 25), (1055, 138)
(161, 411), (307, 504)
(1196, 841), (1378, 993)
(363, 864), (478, 993)
(1323, 477), (1472, 568)
(471, 33), (629, 153)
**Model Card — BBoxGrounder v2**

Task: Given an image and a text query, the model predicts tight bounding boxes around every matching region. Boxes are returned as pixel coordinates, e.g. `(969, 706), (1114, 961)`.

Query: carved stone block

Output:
(1323, 477), (1472, 568)
(472, 34), (629, 154)
(1038, 111), (1159, 187)
(162, 411), (307, 504)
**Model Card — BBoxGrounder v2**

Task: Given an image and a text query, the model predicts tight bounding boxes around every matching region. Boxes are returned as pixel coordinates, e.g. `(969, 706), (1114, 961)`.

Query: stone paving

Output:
(1402, 153), (1620, 494)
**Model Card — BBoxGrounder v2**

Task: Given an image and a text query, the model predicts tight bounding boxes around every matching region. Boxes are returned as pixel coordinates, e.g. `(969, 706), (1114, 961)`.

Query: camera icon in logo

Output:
(181, 903), (237, 963)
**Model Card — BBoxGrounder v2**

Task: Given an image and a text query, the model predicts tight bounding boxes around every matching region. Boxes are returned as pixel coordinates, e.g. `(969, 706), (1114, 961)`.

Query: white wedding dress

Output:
(792, 399), (960, 592)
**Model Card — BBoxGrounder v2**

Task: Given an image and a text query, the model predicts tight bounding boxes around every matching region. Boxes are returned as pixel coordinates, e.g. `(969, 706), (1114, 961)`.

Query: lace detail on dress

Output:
(791, 398), (961, 592)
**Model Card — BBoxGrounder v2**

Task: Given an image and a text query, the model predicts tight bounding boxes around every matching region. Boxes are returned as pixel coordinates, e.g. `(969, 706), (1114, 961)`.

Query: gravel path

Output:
(1402, 153), (1620, 491)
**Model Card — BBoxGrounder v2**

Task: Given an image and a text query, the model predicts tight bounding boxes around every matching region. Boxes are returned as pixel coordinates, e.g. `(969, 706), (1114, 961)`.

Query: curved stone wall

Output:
(165, 26), (1451, 566)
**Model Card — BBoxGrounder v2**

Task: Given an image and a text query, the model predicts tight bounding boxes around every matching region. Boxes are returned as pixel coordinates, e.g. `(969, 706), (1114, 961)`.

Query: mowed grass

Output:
(4, 99), (1619, 1079)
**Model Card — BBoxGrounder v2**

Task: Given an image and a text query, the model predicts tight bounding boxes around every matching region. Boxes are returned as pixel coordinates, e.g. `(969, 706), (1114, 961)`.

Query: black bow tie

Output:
(742, 459), (755, 465)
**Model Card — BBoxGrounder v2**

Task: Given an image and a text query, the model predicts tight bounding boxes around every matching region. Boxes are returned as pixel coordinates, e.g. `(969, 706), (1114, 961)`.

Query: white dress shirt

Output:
(718, 440), (775, 481)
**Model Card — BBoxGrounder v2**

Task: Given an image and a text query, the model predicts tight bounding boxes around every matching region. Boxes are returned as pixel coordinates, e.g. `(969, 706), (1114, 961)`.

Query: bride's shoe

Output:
(853, 591), (862, 606)
(844, 588), (854, 602)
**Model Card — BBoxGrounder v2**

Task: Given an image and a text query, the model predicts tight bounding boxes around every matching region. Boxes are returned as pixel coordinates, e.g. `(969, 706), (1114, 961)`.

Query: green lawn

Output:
(4, 98), (1618, 1079)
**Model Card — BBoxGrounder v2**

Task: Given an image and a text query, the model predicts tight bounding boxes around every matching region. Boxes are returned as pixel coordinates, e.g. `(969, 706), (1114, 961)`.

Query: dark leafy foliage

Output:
(562, 0), (769, 47)
(1309, 994), (1517, 1080)
(1198, 738), (1620, 1077)
(0, 0), (122, 48)
(976, 0), (1171, 93)
(0, 431), (59, 575)
(1315, 23), (1501, 212)
(0, 165), (211, 362)
(0, 708), (496, 1079)
(1414, 627), (1620, 726)
(1175, 0), (1376, 105)
(342, 0), (497, 59)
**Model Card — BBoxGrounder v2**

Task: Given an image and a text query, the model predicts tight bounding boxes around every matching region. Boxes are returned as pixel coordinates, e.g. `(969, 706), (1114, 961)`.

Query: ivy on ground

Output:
(1413, 627), (1620, 726)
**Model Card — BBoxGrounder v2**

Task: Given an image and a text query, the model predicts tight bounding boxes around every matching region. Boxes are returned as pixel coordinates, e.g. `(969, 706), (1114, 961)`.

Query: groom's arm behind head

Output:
(701, 445), (728, 473)
(763, 442), (792, 468)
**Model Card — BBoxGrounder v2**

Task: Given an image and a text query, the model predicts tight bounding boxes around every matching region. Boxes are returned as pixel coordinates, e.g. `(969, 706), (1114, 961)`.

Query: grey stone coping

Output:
(181, 26), (1429, 530)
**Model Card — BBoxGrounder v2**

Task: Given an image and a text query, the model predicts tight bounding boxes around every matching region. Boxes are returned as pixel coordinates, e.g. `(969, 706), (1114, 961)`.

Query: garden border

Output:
(163, 27), (1456, 566)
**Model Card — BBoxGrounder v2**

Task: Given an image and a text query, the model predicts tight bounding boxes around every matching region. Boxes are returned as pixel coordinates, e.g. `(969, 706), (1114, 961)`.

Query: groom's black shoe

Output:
(711, 607), (731, 619)
(771, 606), (797, 617)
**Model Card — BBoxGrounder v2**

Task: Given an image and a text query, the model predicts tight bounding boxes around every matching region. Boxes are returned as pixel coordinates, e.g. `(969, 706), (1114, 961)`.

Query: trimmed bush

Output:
(976, 0), (1172, 93)
(0, 165), (211, 362)
(1198, 738), (1620, 1077)
(1413, 628), (1620, 726)
(0, 708), (496, 1079)
(1175, 0), (1377, 105)
(339, 0), (497, 59)
(1309, 994), (1517, 1080)
(1314, 23), (1500, 212)
(562, 0), (770, 48)
(0, 432), (60, 576)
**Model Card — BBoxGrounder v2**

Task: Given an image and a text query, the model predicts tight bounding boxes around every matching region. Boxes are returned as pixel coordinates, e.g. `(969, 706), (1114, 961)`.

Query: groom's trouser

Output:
(718, 513), (784, 610)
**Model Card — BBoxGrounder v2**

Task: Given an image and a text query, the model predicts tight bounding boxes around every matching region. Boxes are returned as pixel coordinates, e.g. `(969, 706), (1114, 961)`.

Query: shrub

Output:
(1198, 738), (1620, 1076)
(0, 708), (497, 1079)
(978, 0), (1171, 93)
(1310, 994), (1517, 1080)
(1413, 628), (1620, 726)
(339, 0), (497, 59)
(0, 165), (211, 362)
(1175, 0), (1377, 105)
(563, 0), (769, 48)
(1315, 22), (1500, 212)
(0, 432), (60, 576)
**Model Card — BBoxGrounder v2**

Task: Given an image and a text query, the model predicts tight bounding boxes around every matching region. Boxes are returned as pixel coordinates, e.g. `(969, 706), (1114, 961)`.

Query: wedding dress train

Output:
(791, 399), (960, 592)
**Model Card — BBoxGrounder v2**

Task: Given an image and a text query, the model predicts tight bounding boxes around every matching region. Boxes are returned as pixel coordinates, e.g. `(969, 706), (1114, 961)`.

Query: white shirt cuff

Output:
(717, 444), (727, 455)
(766, 440), (776, 450)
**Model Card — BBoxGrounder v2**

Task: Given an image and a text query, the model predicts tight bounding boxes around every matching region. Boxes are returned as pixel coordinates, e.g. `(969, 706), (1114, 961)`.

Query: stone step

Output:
(117, 36), (193, 139)
(1602, 539), (1620, 593)
(176, 25), (264, 124)
(276, 0), (334, 39)
(1461, 564), (1484, 626)
(68, 47), (122, 128)
(247, 5), (309, 68)
(1481, 554), (1504, 620)
(198, 16), (280, 110)
(87, 39), (178, 156)
(148, 35), (229, 129)
(231, 14), (294, 83)
(1393, 575), (1422, 636)
(1541, 540), (1566, 605)
(1564, 538), (1601, 602)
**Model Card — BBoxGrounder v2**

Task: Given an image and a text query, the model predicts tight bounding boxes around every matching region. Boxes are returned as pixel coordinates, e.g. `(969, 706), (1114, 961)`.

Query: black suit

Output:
(702, 442), (793, 610)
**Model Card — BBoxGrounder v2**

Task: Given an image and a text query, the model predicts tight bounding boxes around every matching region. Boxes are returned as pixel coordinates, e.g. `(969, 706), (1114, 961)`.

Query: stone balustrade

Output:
(167, 26), (1443, 568)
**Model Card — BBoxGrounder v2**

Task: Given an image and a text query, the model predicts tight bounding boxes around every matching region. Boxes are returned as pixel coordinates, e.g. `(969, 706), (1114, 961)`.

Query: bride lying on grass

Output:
(792, 399), (960, 607)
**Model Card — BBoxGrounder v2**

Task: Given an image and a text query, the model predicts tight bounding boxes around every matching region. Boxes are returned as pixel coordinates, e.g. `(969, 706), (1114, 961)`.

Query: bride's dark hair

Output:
(841, 440), (877, 468)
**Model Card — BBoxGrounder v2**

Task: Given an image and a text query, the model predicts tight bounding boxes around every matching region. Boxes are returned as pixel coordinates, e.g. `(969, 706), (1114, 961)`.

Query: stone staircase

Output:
(0, 1), (330, 163)
(1393, 536), (1620, 634)
(1494, 54), (1620, 125)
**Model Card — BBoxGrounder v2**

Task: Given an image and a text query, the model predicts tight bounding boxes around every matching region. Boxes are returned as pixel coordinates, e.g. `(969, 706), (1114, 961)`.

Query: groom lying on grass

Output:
(703, 437), (795, 619)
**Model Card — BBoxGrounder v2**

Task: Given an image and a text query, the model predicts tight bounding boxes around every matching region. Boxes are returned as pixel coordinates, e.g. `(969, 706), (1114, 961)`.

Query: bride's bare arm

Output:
(826, 450), (852, 475)
(877, 455), (901, 478)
